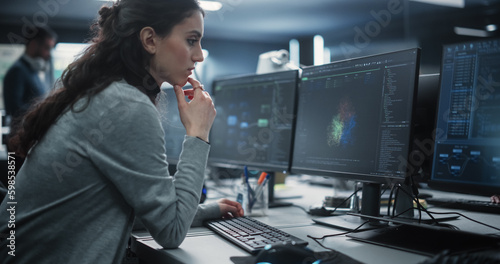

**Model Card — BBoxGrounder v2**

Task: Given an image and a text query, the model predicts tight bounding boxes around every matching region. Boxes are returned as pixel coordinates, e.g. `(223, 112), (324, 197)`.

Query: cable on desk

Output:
(309, 184), (395, 217)
(307, 220), (371, 252)
(408, 173), (440, 224)
(329, 188), (360, 212)
(391, 183), (440, 225)
(424, 210), (500, 232)
(390, 196), (500, 232)
(388, 174), (436, 224)
(387, 183), (397, 218)
(396, 182), (500, 232)
(308, 187), (363, 216)
(387, 172), (421, 217)
(308, 238), (336, 253)
(308, 220), (371, 239)
(291, 204), (309, 214)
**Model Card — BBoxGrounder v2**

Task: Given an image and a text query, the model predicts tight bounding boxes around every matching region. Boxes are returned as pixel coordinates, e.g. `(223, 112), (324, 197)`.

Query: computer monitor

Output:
(429, 38), (500, 196)
(291, 48), (421, 220)
(208, 70), (299, 172)
(159, 86), (186, 166)
(208, 70), (299, 206)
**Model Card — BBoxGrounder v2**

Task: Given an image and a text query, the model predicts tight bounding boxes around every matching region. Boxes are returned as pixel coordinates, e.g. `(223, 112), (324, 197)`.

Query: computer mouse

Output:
(254, 244), (319, 264)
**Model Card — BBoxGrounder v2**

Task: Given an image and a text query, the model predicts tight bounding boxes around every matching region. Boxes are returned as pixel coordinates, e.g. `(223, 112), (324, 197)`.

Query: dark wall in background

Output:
(0, 25), (92, 44)
(1, 1), (499, 77)
(197, 38), (287, 92)
(2, 16), (495, 80)
(0, 24), (287, 94)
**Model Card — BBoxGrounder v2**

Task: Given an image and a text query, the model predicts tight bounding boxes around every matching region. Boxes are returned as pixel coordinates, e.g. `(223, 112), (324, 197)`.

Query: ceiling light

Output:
(486, 24), (498, 32)
(454, 26), (493, 37)
(199, 1), (223, 11)
(410, 0), (465, 8)
(289, 39), (300, 67)
(202, 49), (209, 59)
(313, 35), (324, 66)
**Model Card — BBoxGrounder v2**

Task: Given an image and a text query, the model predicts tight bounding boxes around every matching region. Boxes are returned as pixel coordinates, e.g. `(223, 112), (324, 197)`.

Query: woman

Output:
(0, 0), (243, 263)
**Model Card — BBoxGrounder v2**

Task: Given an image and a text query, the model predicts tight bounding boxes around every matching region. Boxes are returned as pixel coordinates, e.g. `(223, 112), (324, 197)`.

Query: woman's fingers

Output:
(174, 79), (216, 142)
(183, 78), (204, 100)
(173, 85), (188, 107)
(187, 77), (203, 90)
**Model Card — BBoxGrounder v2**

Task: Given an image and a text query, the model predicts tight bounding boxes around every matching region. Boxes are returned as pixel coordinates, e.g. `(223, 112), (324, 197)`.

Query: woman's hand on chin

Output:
(174, 77), (215, 142)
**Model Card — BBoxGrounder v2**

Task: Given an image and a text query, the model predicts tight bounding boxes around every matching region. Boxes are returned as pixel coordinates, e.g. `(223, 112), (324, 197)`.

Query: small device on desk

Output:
(309, 194), (358, 216)
(254, 244), (317, 264)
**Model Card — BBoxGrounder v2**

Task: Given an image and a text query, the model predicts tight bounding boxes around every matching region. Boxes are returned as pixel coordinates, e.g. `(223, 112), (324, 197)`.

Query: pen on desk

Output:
(257, 172), (268, 185)
(244, 166), (254, 202)
(249, 174), (270, 209)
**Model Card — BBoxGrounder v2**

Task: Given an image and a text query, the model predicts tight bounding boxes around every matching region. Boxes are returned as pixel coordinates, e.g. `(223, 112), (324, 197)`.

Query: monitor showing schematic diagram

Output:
(429, 38), (500, 196)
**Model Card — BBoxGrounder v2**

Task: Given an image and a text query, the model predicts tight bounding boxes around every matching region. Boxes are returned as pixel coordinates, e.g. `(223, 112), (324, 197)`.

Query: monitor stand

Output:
(312, 182), (458, 231)
(313, 182), (387, 231)
(346, 214), (500, 256)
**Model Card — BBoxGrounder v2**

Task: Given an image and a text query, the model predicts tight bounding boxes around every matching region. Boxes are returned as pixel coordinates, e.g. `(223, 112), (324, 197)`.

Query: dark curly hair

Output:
(9, 0), (204, 157)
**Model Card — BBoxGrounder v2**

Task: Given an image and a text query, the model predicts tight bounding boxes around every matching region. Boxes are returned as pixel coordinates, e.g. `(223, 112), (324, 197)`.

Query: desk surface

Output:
(131, 176), (500, 264)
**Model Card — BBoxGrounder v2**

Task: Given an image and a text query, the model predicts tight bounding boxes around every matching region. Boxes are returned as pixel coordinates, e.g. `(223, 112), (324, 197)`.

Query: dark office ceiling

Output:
(0, 0), (499, 40)
(0, 0), (499, 71)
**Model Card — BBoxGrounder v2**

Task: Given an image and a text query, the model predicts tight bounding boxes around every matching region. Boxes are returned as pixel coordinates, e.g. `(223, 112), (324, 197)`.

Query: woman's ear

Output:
(140, 27), (157, 55)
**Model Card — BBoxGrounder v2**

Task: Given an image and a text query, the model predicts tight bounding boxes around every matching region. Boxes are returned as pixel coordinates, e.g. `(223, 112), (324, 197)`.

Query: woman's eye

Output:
(187, 39), (197, 45)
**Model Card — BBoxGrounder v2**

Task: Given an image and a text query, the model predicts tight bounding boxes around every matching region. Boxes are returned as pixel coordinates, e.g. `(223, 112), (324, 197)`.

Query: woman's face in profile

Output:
(149, 11), (205, 87)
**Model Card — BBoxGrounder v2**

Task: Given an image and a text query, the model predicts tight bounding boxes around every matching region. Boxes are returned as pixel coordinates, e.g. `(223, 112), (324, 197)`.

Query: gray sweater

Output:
(0, 80), (220, 263)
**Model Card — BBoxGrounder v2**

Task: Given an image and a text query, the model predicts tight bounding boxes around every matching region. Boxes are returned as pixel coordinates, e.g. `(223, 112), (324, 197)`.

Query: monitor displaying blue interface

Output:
(208, 70), (299, 172)
(429, 38), (500, 196)
(292, 48), (421, 184)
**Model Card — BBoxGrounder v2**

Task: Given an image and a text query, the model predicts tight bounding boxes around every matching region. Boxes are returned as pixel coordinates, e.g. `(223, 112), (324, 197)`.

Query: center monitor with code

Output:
(292, 48), (421, 220)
